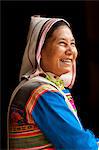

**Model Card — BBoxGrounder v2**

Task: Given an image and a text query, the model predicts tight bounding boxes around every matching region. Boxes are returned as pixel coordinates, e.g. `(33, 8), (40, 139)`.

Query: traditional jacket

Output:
(8, 76), (98, 150)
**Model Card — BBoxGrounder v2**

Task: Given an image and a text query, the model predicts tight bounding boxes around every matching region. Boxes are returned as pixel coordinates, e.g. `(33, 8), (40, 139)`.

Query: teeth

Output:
(61, 59), (71, 62)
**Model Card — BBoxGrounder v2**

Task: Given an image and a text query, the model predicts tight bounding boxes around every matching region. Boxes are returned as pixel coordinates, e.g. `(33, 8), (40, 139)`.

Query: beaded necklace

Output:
(45, 73), (65, 90)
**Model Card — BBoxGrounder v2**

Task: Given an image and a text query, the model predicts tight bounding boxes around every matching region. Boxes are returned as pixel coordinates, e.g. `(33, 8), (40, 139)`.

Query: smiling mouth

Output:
(60, 59), (72, 64)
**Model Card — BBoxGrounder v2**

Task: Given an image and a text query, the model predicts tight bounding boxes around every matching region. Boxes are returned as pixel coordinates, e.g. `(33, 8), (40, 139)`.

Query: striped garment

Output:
(9, 124), (54, 149)
(9, 83), (57, 149)
(9, 83), (76, 149)
(8, 81), (98, 150)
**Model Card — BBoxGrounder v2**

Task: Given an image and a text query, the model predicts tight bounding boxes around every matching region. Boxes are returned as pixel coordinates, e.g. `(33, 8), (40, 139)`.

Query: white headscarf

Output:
(19, 15), (76, 88)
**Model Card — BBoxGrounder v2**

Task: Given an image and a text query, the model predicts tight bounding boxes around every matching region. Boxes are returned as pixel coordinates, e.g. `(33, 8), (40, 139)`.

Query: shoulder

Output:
(32, 83), (58, 96)
(11, 81), (58, 107)
(24, 83), (59, 114)
(25, 83), (65, 114)
(26, 83), (59, 106)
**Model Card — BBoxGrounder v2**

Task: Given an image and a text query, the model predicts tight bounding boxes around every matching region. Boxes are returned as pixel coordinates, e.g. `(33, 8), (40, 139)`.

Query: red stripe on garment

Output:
(30, 89), (56, 113)
(25, 84), (58, 123)
(9, 130), (42, 138)
(30, 89), (48, 113)
(25, 85), (45, 113)
(14, 146), (55, 150)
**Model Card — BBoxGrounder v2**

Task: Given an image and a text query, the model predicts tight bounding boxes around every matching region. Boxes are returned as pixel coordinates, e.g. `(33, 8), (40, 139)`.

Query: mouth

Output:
(60, 58), (72, 64)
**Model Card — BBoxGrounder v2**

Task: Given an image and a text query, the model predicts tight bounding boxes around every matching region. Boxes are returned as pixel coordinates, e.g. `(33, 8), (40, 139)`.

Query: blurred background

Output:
(1, 1), (99, 149)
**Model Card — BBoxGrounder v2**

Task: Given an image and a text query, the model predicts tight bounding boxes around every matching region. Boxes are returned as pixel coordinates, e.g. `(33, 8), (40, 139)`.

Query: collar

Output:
(39, 72), (65, 90)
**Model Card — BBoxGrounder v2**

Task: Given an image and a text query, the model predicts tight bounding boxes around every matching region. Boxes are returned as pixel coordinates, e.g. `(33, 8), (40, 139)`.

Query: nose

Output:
(65, 45), (78, 58)
(65, 49), (73, 55)
(65, 45), (73, 55)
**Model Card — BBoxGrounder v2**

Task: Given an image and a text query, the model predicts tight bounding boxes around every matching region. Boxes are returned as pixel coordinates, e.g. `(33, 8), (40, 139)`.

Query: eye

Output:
(59, 41), (67, 46)
(71, 42), (76, 46)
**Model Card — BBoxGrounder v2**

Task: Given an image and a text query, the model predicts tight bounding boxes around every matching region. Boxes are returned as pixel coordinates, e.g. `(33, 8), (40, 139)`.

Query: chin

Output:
(64, 66), (72, 72)
(54, 67), (72, 76)
(61, 68), (72, 75)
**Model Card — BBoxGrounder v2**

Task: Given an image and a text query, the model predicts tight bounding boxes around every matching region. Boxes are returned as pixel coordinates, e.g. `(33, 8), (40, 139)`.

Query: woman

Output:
(8, 16), (99, 150)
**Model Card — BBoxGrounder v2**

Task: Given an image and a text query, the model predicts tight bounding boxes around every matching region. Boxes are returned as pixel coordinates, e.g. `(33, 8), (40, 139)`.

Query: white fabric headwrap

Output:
(19, 15), (76, 88)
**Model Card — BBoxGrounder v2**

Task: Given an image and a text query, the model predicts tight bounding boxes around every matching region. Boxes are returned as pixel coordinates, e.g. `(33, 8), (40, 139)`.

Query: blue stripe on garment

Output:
(32, 90), (98, 150)
(62, 88), (70, 94)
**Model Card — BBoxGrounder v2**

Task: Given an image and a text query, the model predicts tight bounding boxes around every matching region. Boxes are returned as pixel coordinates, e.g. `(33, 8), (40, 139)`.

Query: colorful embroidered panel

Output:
(9, 84), (56, 149)
(66, 93), (77, 112)
(9, 124), (54, 149)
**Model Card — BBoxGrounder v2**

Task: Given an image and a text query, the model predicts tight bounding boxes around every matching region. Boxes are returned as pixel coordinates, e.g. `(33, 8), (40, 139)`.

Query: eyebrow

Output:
(71, 39), (75, 42)
(58, 37), (75, 42)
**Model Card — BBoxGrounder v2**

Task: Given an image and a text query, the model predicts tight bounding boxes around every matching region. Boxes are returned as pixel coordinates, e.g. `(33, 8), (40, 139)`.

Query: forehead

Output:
(51, 25), (74, 41)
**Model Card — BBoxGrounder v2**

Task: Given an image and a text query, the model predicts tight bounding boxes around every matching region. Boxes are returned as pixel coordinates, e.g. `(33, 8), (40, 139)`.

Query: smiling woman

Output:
(7, 16), (99, 150)
(41, 24), (78, 76)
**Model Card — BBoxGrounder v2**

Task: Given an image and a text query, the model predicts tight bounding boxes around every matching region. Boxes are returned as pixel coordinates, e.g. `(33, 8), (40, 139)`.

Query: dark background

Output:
(1, 1), (99, 149)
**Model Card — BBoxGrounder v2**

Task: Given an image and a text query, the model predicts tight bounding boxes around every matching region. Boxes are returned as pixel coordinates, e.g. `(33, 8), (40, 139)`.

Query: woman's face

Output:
(40, 25), (78, 76)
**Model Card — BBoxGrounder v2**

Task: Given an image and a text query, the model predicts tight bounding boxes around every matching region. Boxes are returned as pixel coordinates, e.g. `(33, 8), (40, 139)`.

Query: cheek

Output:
(73, 48), (78, 59)
(51, 46), (63, 58)
(47, 49), (60, 60)
(51, 52), (61, 62)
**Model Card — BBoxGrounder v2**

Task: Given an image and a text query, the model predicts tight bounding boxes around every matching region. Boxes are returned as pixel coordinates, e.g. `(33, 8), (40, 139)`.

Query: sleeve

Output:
(27, 84), (98, 150)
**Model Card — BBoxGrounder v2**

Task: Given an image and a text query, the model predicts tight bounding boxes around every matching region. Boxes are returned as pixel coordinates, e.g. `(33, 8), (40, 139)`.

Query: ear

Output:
(41, 46), (46, 57)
